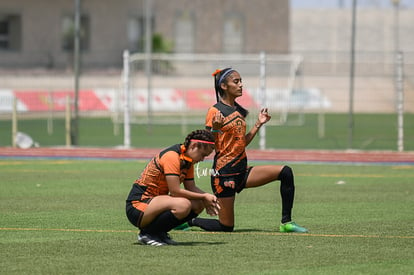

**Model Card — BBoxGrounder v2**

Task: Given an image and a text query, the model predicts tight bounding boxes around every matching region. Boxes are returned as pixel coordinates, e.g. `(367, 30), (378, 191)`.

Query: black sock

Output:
(142, 210), (182, 234)
(182, 210), (198, 223)
(279, 166), (295, 224)
(189, 218), (233, 232)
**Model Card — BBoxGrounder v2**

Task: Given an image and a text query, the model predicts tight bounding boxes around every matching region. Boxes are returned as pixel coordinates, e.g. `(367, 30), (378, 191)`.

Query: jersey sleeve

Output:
(205, 106), (218, 128)
(158, 151), (180, 176)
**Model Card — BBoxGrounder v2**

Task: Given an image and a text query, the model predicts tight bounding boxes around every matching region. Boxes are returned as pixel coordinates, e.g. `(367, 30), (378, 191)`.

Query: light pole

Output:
(391, 0), (404, 151)
(348, 0), (357, 149)
(145, 0), (153, 130)
(71, 0), (81, 146)
(391, 0), (400, 110)
(392, 0), (400, 54)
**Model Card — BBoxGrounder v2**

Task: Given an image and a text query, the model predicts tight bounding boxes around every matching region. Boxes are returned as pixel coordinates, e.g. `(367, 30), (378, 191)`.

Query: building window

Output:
(128, 15), (156, 53)
(128, 17), (143, 52)
(0, 14), (21, 50)
(174, 11), (194, 53)
(61, 14), (90, 51)
(129, 15), (155, 53)
(223, 13), (243, 53)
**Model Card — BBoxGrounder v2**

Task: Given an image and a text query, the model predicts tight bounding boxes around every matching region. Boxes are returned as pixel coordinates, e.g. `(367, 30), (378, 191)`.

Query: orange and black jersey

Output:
(205, 101), (248, 175)
(126, 144), (194, 202)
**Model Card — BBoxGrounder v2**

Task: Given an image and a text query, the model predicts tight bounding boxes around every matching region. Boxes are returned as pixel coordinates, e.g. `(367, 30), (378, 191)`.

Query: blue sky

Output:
(291, 0), (413, 9)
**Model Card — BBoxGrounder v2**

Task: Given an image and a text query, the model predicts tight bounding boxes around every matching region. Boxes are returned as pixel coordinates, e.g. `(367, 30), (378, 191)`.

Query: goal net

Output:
(119, 51), (305, 148)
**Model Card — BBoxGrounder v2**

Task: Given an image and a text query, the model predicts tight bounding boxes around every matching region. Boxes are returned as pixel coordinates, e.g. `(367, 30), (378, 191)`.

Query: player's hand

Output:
(203, 194), (221, 216)
(212, 111), (224, 131)
(257, 108), (271, 125)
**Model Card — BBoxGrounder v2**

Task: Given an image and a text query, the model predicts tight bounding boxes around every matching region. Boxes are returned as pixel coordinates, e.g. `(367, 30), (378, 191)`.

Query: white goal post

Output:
(121, 51), (313, 149)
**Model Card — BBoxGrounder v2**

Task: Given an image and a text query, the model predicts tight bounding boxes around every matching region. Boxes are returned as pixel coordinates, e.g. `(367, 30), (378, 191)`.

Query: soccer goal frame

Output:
(121, 51), (305, 149)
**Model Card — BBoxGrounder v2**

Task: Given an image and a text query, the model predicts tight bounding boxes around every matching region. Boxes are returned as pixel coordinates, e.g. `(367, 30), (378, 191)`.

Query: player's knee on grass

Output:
(221, 223), (234, 232)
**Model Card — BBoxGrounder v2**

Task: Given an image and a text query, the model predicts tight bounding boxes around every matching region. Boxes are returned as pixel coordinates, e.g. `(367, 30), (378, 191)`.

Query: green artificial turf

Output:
(0, 159), (413, 274)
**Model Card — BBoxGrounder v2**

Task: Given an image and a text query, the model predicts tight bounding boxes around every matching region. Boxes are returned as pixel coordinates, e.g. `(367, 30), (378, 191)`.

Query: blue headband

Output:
(218, 69), (235, 86)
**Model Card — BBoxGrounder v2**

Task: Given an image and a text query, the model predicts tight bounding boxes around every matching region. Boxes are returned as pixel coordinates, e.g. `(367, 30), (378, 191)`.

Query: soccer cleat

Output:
(138, 232), (166, 246)
(158, 232), (178, 245)
(279, 222), (308, 233)
(173, 222), (191, 231)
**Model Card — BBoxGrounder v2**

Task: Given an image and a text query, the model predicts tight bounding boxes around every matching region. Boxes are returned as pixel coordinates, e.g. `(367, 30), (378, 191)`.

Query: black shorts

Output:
(126, 201), (144, 228)
(211, 167), (252, 198)
(125, 184), (153, 229)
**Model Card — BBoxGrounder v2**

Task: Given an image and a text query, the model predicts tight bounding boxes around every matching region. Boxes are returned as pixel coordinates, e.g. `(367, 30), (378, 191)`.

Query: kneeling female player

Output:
(180, 68), (308, 233)
(125, 129), (220, 246)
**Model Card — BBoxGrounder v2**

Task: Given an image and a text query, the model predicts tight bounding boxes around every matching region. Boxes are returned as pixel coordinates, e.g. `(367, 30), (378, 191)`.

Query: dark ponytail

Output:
(212, 67), (233, 102)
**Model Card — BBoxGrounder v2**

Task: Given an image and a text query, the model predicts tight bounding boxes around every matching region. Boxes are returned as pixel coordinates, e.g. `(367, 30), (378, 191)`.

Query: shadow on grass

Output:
(175, 228), (272, 233)
(233, 228), (273, 233)
(174, 241), (226, 246)
(133, 241), (226, 246)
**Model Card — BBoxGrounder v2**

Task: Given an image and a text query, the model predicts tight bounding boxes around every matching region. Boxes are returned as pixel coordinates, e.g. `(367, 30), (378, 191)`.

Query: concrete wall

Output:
(0, 0), (141, 68)
(0, 0), (289, 69)
(291, 8), (414, 76)
(153, 0), (289, 54)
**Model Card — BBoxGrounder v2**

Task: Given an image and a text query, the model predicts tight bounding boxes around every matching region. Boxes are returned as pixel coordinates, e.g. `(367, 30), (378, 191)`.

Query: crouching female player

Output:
(125, 129), (220, 246)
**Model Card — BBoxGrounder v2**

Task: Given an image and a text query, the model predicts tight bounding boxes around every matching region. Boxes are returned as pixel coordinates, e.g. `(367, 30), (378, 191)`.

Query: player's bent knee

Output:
(279, 165), (293, 180)
(191, 200), (205, 214)
(172, 198), (192, 216)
